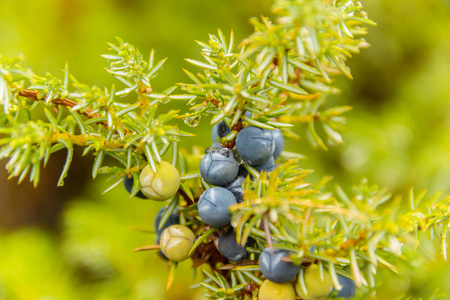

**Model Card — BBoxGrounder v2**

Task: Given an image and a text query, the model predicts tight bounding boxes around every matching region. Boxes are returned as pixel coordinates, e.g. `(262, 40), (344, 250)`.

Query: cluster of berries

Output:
(122, 118), (355, 299)
(258, 248), (355, 299)
(123, 161), (195, 261)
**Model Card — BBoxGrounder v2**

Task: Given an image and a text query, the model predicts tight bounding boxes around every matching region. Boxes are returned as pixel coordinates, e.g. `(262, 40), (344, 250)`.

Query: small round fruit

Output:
(333, 276), (356, 299)
(255, 156), (276, 173)
(123, 175), (147, 199)
(155, 236), (169, 260)
(259, 280), (296, 300)
(271, 129), (284, 159)
(160, 225), (195, 262)
(236, 126), (275, 165)
(295, 264), (333, 300)
(211, 123), (220, 144)
(259, 248), (300, 283)
(218, 228), (252, 262)
(200, 147), (239, 186)
(139, 161), (180, 201)
(198, 187), (237, 227)
(217, 120), (231, 138)
(214, 112), (251, 141)
(154, 207), (180, 236)
(239, 157), (276, 179)
(223, 176), (245, 203)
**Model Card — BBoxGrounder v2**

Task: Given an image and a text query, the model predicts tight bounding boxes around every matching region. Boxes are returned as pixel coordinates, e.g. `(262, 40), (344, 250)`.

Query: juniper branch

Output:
(18, 89), (110, 129)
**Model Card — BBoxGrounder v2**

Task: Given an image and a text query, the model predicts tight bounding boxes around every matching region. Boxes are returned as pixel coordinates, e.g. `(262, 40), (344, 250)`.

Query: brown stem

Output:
(178, 187), (197, 205)
(19, 90), (110, 129)
(219, 260), (258, 270)
(19, 89), (132, 136)
(191, 236), (229, 276)
(203, 95), (221, 108)
(223, 114), (243, 150)
(238, 282), (259, 298)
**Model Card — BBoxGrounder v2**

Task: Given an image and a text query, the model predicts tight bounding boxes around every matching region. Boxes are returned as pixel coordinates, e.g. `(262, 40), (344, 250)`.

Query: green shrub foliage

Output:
(1, 0), (449, 299)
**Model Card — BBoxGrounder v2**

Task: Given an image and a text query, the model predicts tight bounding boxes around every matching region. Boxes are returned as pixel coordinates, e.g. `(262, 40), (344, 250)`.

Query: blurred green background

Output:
(0, 0), (450, 299)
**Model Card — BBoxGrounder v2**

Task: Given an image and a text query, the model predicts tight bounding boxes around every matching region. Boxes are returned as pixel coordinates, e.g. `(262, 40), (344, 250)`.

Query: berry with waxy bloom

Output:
(235, 126), (275, 165)
(271, 129), (284, 160)
(198, 187), (237, 227)
(259, 248), (300, 283)
(218, 228), (253, 262)
(200, 147), (239, 187)
(223, 176), (245, 203)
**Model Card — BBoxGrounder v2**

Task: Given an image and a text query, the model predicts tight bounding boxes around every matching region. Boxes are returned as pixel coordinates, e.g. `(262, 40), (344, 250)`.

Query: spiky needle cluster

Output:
(0, 0), (448, 299)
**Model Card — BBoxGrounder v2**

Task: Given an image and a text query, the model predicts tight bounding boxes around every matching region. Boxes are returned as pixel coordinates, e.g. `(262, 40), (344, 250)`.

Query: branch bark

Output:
(19, 89), (110, 129)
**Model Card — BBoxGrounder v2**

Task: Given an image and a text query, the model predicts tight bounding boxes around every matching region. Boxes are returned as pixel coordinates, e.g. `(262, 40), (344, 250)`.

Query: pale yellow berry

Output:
(160, 225), (196, 262)
(259, 280), (296, 300)
(295, 264), (333, 300)
(139, 161), (180, 201)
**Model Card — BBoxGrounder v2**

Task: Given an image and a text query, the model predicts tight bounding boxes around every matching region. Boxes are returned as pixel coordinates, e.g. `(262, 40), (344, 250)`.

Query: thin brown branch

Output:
(19, 89), (109, 129)
(178, 187), (196, 205)
(237, 282), (259, 298)
(223, 114), (243, 150)
(219, 260), (258, 270)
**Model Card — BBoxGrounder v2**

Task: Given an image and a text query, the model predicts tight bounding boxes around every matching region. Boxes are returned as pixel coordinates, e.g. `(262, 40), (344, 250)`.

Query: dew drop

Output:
(184, 115), (201, 127)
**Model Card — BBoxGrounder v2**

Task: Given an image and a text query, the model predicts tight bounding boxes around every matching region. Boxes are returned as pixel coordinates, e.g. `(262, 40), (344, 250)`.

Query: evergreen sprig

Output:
(0, 39), (194, 188)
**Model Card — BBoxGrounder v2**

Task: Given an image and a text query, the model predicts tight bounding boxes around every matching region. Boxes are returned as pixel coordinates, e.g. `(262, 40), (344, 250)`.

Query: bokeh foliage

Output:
(0, 0), (450, 299)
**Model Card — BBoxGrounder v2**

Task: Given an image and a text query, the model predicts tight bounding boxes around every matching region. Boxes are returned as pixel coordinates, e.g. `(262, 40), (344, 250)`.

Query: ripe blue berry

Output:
(255, 156), (276, 174)
(211, 123), (220, 145)
(271, 129), (284, 159)
(218, 228), (253, 262)
(212, 112), (251, 143)
(218, 120), (231, 138)
(200, 147), (239, 186)
(198, 187), (237, 227)
(259, 248), (300, 283)
(211, 112), (253, 148)
(223, 176), (245, 203)
(236, 126), (275, 165)
(154, 207), (180, 237)
(238, 157), (276, 179)
(124, 175), (147, 199)
(237, 166), (248, 178)
(334, 276), (356, 299)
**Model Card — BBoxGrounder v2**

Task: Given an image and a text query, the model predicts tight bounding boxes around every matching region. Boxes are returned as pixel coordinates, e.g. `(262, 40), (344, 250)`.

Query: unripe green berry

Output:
(295, 264), (333, 300)
(160, 225), (195, 262)
(259, 280), (296, 300)
(139, 161), (180, 201)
